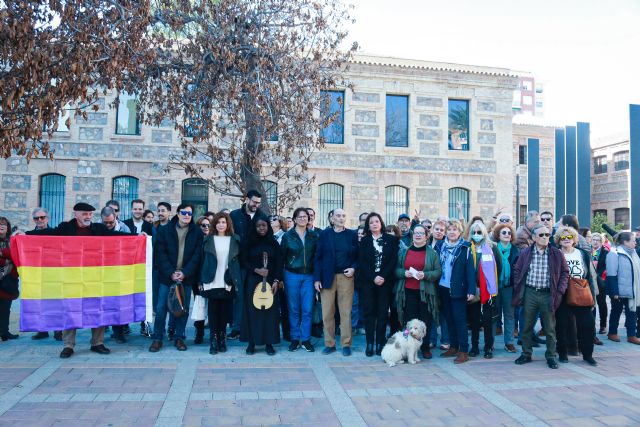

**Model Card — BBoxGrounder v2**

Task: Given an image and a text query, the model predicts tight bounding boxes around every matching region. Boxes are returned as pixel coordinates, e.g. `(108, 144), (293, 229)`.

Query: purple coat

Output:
(511, 244), (569, 312)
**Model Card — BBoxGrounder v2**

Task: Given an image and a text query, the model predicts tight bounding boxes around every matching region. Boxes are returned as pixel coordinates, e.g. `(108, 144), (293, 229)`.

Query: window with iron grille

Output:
(593, 209), (607, 220)
(519, 145), (528, 165)
(261, 180), (278, 214)
(385, 186), (409, 225)
(385, 95), (409, 147)
(39, 174), (66, 227)
(112, 176), (139, 220)
(182, 178), (209, 219)
(593, 156), (607, 174)
(317, 183), (343, 229)
(614, 208), (630, 229)
(320, 90), (344, 144)
(614, 151), (629, 171)
(115, 92), (141, 135)
(448, 187), (470, 220)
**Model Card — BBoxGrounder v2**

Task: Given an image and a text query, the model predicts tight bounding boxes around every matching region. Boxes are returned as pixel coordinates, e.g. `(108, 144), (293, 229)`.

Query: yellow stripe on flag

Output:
(19, 264), (147, 300)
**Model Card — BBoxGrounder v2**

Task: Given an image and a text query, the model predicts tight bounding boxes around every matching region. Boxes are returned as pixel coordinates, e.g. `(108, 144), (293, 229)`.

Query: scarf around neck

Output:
(498, 242), (511, 287)
(439, 239), (463, 283)
(474, 242), (498, 303)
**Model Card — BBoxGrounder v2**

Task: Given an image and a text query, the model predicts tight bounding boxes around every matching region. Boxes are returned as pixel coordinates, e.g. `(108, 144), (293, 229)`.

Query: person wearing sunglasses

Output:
(104, 200), (132, 234)
(492, 223), (519, 353)
(513, 223), (569, 369)
(150, 203), (203, 353)
(553, 226), (598, 366)
(31, 207), (50, 231)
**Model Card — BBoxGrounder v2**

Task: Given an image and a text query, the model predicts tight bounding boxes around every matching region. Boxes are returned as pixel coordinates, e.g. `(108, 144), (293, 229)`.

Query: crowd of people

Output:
(1, 191), (640, 369)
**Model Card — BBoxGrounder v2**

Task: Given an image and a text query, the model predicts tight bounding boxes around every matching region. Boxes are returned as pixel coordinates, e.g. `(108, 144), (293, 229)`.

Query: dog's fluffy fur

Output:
(380, 319), (427, 367)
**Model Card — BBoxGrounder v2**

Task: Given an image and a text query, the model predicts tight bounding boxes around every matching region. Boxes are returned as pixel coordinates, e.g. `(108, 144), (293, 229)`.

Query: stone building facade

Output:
(511, 121), (556, 223)
(0, 54), (519, 229)
(591, 134), (630, 228)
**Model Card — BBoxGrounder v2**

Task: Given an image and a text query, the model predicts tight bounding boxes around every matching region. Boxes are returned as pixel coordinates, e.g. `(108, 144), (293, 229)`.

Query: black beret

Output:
(73, 202), (96, 212)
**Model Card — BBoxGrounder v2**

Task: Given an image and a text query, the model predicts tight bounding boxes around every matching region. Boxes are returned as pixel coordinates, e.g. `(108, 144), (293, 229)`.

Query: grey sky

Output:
(346, 0), (640, 138)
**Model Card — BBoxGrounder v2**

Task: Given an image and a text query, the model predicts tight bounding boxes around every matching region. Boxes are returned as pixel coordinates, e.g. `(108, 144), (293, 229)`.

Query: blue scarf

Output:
(439, 239), (463, 286)
(498, 242), (511, 287)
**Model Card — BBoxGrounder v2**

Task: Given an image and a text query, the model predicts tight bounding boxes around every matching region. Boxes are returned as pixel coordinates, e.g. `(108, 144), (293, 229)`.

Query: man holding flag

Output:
(22, 202), (138, 358)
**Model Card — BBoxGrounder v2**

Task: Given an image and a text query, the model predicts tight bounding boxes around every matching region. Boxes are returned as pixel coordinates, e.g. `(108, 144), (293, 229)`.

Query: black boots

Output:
(209, 334), (219, 355)
(365, 343), (374, 357)
(217, 331), (227, 352)
(194, 320), (205, 344)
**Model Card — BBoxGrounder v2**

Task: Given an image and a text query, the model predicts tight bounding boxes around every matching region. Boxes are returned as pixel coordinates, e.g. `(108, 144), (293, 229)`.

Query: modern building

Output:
(591, 133), (631, 228)
(512, 72), (544, 118)
(1, 54), (519, 229)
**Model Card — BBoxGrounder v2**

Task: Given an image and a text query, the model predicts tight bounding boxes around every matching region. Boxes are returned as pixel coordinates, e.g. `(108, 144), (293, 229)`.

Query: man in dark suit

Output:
(124, 199), (153, 236)
(26, 203), (130, 358)
(314, 209), (358, 356)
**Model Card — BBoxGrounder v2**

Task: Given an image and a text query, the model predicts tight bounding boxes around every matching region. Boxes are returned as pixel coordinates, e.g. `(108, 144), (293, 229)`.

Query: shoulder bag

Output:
(167, 282), (187, 317)
(566, 276), (594, 307)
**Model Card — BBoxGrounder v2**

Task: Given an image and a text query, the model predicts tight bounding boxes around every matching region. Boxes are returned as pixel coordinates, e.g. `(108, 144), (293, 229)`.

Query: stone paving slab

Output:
(3, 308), (640, 426)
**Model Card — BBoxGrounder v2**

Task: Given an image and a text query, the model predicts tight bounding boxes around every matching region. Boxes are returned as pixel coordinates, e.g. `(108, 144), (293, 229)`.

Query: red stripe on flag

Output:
(10, 235), (147, 268)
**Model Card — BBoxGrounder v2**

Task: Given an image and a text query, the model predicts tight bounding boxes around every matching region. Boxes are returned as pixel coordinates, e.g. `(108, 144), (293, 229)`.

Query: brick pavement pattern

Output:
(1, 305), (640, 426)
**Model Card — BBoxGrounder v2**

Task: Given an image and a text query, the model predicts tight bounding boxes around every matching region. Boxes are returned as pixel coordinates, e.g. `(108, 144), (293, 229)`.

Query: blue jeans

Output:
(285, 271), (314, 342)
(609, 298), (637, 337)
(351, 289), (360, 328)
(429, 311), (450, 346)
(153, 283), (192, 341)
(438, 286), (468, 352)
(494, 286), (515, 345)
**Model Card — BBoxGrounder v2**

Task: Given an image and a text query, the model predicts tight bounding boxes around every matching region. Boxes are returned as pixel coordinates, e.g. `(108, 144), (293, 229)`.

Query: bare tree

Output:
(136, 0), (356, 211)
(0, 0), (153, 159)
(1, 0), (356, 212)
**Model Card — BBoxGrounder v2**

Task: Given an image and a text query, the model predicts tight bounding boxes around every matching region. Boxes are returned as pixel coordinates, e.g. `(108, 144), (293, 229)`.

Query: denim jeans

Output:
(351, 289), (360, 328)
(429, 311), (450, 346)
(284, 271), (315, 342)
(153, 283), (192, 341)
(609, 298), (638, 337)
(439, 286), (469, 352)
(494, 286), (515, 345)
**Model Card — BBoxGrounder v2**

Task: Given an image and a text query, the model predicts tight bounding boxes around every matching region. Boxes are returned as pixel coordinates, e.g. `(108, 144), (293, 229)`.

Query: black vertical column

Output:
(555, 128), (566, 218)
(576, 122), (591, 227)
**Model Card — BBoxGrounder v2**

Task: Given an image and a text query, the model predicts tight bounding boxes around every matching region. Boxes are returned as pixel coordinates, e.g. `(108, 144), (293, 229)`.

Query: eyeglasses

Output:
(499, 218), (511, 223)
(473, 230), (483, 235)
(269, 216), (279, 221)
(559, 235), (574, 241)
(413, 231), (426, 236)
(200, 224), (210, 228)
(296, 216), (308, 220)
(536, 233), (551, 238)
(540, 217), (552, 222)
(33, 216), (47, 221)
(103, 221), (116, 226)
(500, 230), (512, 236)
(424, 225), (432, 229)
(179, 210), (193, 216)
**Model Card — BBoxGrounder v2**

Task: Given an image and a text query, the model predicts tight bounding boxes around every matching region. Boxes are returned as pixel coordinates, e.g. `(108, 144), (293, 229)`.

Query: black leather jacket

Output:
(280, 228), (318, 275)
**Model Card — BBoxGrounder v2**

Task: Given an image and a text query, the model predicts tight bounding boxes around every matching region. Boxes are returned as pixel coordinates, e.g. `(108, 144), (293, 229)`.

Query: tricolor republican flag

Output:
(10, 235), (152, 332)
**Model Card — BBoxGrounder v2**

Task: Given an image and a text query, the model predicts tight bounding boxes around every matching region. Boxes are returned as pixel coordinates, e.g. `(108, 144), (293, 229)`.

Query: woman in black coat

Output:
(240, 217), (283, 355)
(357, 213), (399, 357)
(591, 232), (609, 335)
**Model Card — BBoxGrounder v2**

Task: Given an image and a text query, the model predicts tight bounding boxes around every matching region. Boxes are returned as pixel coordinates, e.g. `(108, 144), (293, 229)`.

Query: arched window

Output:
(182, 178), (209, 219)
(448, 187), (470, 220)
(262, 180), (278, 214)
(318, 183), (344, 229)
(112, 176), (139, 220)
(385, 185), (409, 225)
(39, 174), (66, 227)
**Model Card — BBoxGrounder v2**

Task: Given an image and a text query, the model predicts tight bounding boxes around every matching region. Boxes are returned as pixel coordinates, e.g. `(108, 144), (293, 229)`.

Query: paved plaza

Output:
(1, 305), (640, 427)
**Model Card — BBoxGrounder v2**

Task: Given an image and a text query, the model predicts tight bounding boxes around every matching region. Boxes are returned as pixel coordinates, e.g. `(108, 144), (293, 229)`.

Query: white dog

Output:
(380, 319), (427, 367)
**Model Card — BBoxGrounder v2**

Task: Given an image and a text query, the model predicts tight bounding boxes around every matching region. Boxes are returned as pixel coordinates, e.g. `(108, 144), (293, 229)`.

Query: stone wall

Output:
(0, 57), (520, 229)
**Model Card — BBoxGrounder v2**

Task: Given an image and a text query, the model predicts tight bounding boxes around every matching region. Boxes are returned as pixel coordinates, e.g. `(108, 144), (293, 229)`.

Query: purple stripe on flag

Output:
(20, 293), (147, 332)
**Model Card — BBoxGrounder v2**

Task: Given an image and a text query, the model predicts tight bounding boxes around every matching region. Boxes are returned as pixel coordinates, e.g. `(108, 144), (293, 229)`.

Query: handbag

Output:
(566, 276), (594, 307)
(191, 295), (207, 321)
(167, 282), (187, 317)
